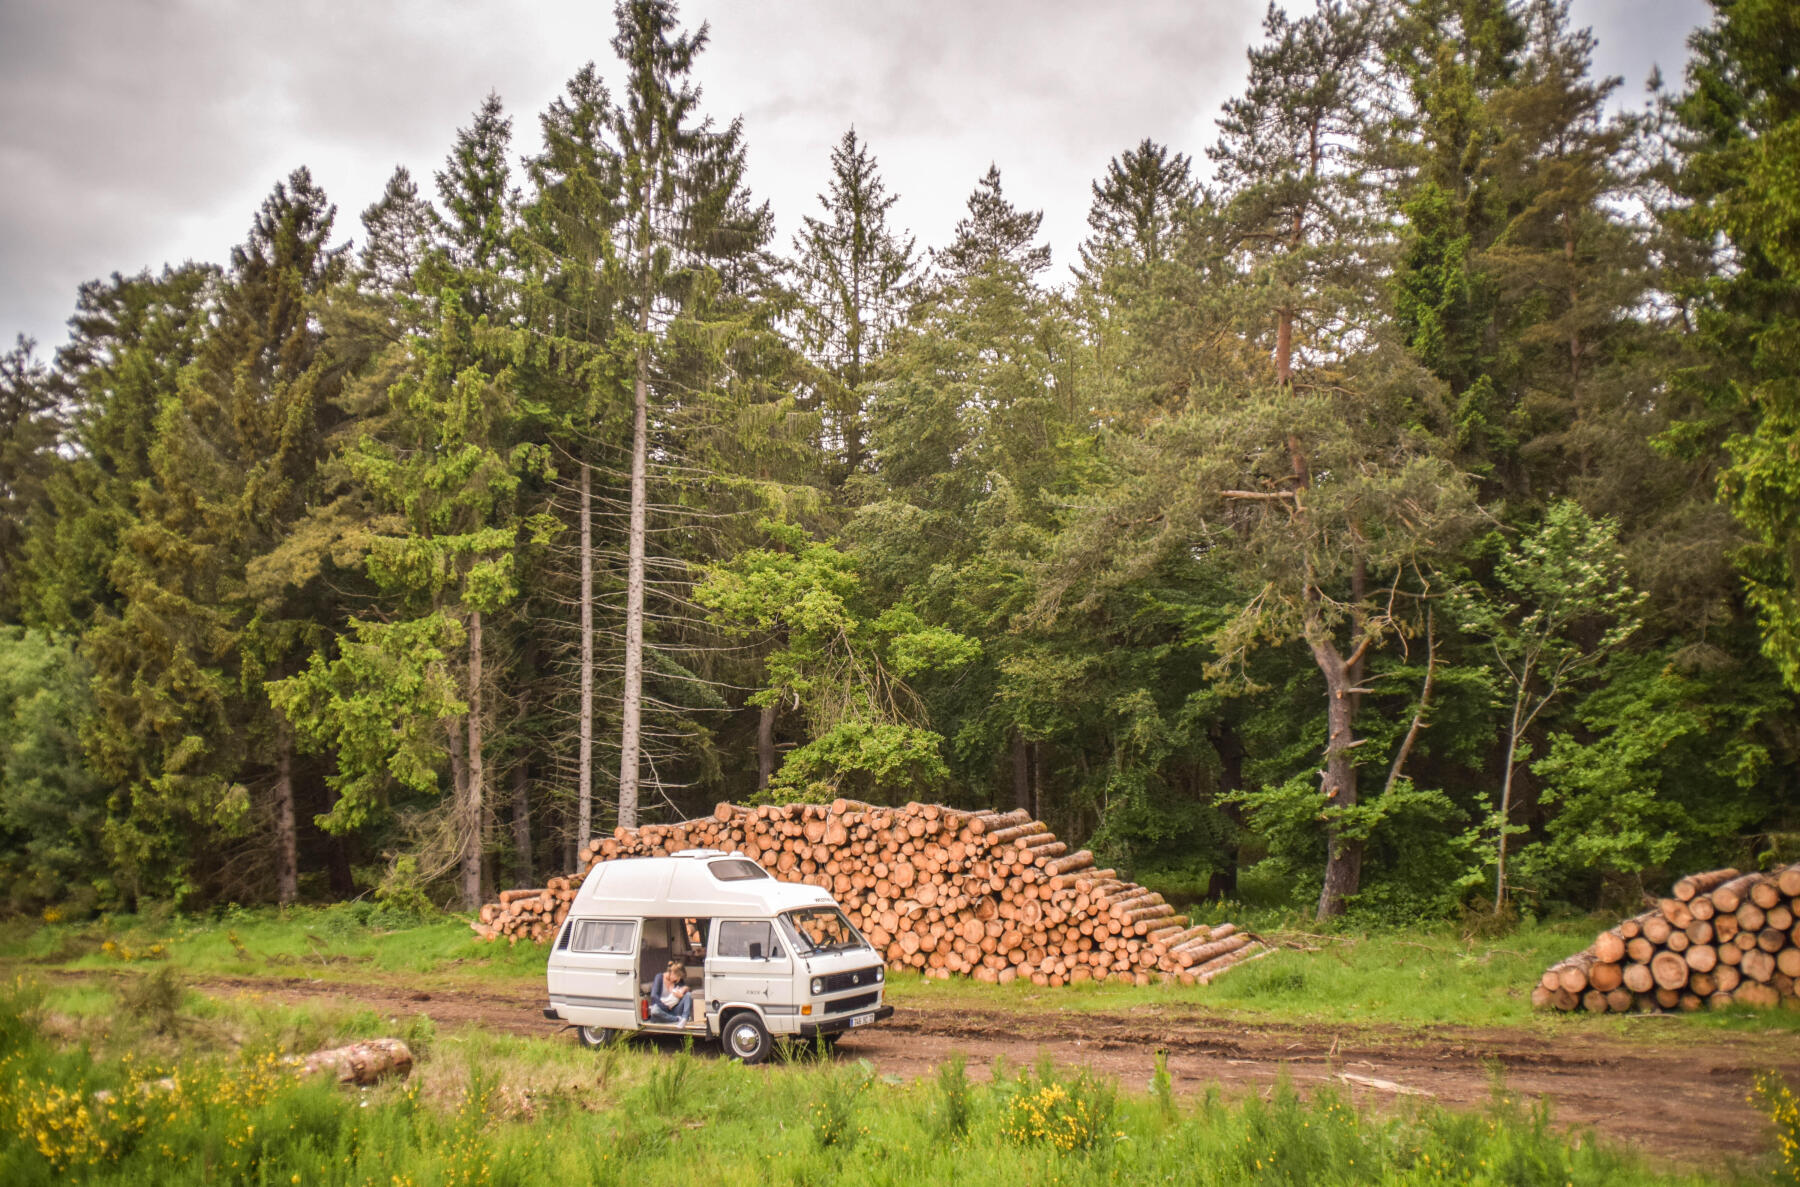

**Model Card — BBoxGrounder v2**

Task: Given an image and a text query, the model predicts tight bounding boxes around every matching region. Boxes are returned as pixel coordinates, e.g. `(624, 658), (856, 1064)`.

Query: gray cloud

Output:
(1, 0), (1710, 355)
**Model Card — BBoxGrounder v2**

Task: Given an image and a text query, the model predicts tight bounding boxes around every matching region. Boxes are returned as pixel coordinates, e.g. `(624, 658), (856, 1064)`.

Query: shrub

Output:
(1755, 1071), (1800, 1185)
(809, 1059), (872, 1149)
(931, 1052), (972, 1140)
(119, 965), (184, 1035)
(1000, 1058), (1115, 1153)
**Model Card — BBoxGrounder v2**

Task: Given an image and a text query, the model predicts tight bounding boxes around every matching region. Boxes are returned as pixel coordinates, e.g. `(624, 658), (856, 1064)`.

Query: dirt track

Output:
(76, 971), (1800, 1169)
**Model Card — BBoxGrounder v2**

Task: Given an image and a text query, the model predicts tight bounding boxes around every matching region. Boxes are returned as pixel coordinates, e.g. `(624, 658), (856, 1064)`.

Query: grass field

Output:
(2, 908), (1797, 1182)
(0, 967), (1762, 1187)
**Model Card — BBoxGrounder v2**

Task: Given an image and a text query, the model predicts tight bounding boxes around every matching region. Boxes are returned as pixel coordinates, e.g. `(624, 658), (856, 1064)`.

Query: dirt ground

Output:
(71, 970), (1800, 1170)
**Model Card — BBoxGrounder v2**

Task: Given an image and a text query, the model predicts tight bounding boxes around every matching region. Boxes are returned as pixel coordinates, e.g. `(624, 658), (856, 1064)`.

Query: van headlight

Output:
(875, 967), (883, 982)
(810, 977), (823, 996)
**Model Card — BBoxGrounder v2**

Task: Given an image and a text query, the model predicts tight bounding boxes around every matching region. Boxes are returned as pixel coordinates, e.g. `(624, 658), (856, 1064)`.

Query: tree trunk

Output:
(462, 608), (485, 910)
(619, 299), (650, 831)
(1383, 609), (1435, 797)
(1012, 731), (1032, 812)
(510, 759), (532, 886)
(446, 716), (471, 903)
(578, 459), (594, 849)
(323, 780), (354, 897)
(1311, 631), (1362, 920)
(1496, 692), (1526, 911)
(274, 725), (297, 905)
(756, 701), (777, 792)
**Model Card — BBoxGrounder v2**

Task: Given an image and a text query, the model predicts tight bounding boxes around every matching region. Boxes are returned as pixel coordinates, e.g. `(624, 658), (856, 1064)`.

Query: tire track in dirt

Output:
(47, 969), (1796, 1169)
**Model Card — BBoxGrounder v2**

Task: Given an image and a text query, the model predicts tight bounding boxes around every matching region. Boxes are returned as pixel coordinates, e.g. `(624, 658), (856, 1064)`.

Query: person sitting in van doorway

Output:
(649, 961), (693, 1025)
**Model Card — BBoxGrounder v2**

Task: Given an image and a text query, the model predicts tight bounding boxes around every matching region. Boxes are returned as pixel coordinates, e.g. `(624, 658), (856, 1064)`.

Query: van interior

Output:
(637, 917), (708, 1027)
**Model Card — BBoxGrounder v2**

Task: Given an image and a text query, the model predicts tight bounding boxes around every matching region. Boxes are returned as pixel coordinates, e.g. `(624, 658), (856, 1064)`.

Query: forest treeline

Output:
(1, 0), (1796, 922)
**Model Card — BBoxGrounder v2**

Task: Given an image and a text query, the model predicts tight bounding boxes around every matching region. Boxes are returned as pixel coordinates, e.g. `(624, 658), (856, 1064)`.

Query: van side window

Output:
(569, 919), (635, 954)
(715, 920), (780, 958)
(707, 859), (768, 881)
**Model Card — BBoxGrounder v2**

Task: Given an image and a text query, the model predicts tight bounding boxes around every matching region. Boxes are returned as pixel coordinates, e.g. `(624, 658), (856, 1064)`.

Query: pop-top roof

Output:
(572, 850), (836, 916)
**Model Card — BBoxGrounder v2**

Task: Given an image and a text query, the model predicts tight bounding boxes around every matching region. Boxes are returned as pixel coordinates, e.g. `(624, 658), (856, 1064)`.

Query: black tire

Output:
(577, 1025), (620, 1049)
(721, 1012), (772, 1064)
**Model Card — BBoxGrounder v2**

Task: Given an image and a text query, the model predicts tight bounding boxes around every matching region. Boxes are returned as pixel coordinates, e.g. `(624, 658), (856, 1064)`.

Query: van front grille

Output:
(826, 990), (879, 1015)
(819, 966), (882, 994)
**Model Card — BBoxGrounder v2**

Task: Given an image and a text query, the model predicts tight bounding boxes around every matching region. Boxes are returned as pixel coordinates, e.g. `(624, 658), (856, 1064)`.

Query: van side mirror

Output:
(749, 942), (763, 961)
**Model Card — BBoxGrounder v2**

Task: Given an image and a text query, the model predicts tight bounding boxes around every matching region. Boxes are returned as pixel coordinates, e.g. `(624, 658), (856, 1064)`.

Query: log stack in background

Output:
(472, 800), (1267, 987)
(1535, 865), (1800, 1013)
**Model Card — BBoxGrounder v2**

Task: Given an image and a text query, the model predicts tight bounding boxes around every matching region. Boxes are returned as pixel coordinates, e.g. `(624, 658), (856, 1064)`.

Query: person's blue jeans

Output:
(649, 993), (693, 1024)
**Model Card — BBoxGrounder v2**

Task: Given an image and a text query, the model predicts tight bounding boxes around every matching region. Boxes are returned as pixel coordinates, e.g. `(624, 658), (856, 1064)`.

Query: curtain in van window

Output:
(570, 920), (635, 953)
(714, 921), (778, 958)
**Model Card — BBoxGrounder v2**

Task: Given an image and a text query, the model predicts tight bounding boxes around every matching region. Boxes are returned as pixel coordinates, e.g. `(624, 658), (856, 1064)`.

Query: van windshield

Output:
(783, 907), (867, 955)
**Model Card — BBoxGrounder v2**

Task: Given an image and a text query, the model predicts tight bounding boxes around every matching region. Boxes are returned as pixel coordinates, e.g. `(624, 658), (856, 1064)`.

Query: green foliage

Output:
(1672, 0), (1800, 690)
(0, 631), (104, 912)
(268, 616), (466, 833)
(2, 0), (1798, 923)
(1521, 647), (1789, 898)
(698, 524), (976, 803)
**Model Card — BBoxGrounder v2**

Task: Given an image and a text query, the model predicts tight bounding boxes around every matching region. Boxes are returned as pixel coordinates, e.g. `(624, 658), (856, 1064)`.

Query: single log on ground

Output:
(288, 1039), (414, 1085)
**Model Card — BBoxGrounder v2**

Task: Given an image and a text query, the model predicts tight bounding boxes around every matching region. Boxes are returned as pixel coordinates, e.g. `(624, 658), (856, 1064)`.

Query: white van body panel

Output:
(545, 850), (893, 1046)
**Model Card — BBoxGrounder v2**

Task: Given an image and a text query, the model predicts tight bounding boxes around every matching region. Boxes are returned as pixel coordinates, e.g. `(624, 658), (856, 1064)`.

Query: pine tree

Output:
(932, 165), (1052, 283)
(1077, 138), (1198, 278)
(522, 61), (627, 860)
(1161, 0), (1478, 919)
(1671, 0), (1800, 689)
(19, 268), (216, 634)
(607, 0), (773, 827)
(358, 167), (440, 296)
(277, 101), (554, 908)
(86, 170), (345, 903)
(0, 339), (57, 621)
(790, 129), (919, 487)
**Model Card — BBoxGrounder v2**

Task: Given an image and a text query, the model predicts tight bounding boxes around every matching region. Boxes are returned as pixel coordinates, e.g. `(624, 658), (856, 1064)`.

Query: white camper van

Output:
(543, 849), (894, 1063)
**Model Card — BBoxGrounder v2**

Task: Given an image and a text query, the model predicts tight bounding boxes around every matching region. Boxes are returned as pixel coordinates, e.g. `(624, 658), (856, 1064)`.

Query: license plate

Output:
(850, 1011), (876, 1027)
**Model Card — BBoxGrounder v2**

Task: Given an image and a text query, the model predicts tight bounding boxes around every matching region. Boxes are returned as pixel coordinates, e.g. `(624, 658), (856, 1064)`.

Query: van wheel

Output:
(577, 1025), (620, 1049)
(721, 1013), (772, 1064)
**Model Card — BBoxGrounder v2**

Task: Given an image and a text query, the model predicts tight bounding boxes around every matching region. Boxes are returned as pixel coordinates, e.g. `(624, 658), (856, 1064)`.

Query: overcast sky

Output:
(1, 0), (1709, 355)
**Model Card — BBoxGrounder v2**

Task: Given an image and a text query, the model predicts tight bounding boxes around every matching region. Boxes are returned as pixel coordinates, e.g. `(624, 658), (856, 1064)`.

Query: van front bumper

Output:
(797, 1004), (893, 1038)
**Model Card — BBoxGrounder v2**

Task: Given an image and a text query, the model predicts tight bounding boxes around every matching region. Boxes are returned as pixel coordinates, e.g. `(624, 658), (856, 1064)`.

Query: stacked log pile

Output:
(473, 800), (1267, 986)
(1535, 865), (1800, 1013)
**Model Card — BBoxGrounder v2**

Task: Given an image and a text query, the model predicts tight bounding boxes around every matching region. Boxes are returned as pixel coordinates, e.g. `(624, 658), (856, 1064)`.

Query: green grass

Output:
(0, 905), (545, 989)
(0, 976), (1754, 1186)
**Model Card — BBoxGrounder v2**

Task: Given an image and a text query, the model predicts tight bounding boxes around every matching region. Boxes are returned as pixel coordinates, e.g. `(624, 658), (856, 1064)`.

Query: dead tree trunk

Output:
(1311, 626), (1363, 920)
(757, 702), (777, 792)
(578, 459), (594, 850)
(618, 291), (650, 831)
